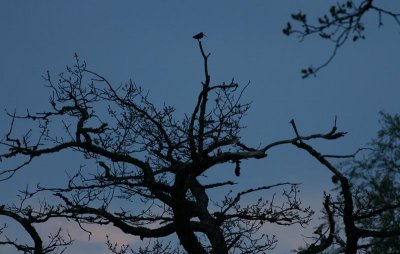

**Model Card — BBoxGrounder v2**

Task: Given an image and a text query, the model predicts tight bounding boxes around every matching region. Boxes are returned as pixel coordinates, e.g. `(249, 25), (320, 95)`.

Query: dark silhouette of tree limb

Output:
(291, 118), (400, 254)
(284, 0), (400, 78)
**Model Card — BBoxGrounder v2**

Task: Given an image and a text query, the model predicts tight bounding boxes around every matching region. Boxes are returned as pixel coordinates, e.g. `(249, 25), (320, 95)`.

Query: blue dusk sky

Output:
(0, 1), (399, 253)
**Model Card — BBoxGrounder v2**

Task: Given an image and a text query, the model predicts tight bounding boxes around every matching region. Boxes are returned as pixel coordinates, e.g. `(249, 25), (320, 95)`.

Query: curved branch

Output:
(0, 207), (43, 254)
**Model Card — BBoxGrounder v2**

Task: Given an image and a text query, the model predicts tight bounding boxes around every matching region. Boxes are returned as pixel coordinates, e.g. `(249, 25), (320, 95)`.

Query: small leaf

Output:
(282, 22), (292, 36)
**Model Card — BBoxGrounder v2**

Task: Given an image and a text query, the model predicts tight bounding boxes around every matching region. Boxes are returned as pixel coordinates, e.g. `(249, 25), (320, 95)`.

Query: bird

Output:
(193, 32), (206, 40)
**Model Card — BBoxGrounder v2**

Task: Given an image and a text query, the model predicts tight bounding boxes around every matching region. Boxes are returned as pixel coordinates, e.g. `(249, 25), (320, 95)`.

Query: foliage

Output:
(283, 0), (400, 77)
(294, 113), (400, 254)
(342, 112), (400, 253)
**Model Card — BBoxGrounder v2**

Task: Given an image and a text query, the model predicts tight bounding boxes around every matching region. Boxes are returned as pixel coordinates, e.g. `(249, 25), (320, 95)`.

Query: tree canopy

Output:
(0, 37), (325, 254)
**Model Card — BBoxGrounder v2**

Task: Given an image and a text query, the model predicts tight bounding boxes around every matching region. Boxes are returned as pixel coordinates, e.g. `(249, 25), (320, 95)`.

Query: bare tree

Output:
(0, 36), (352, 254)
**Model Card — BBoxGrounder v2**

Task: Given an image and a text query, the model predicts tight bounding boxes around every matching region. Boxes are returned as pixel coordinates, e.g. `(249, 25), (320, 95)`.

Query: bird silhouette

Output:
(193, 32), (206, 40)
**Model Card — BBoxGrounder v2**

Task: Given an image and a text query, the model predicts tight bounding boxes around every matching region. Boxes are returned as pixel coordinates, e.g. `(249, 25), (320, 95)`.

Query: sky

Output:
(0, 1), (399, 253)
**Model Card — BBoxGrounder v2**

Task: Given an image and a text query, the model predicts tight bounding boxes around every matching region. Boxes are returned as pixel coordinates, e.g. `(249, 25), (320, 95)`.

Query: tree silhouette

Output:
(0, 37), (346, 254)
(1, 37), (399, 254)
(293, 115), (400, 254)
(281, 1), (400, 252)
(333, 113), (400, 254)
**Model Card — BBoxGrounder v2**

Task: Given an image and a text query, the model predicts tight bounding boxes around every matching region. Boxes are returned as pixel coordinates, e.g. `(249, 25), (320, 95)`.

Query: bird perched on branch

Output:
(193, 32), (206, 40)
